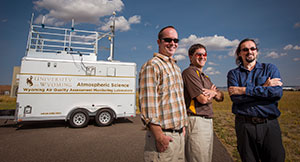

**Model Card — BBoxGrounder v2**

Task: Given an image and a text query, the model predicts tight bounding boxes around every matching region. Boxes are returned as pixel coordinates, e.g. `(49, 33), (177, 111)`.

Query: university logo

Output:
(26, 76), (33, 87)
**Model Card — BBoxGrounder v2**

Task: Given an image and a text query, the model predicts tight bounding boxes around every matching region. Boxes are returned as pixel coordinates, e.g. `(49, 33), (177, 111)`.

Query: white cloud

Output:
(131, 46), (137, 51)
(283, 44), (300, 50)
(174, 54), (186, 61)
(175, 34), (239, 61)
(147, 45), (153, 50)
(217, 55), (228, 60)
(294, 22), (300, 28)
(35, 14), (65, 26)
(264, 51), (288, 59)
(33, 0), (124, 26)
(144, 22), (151, 27)
(293, 58), (300, 61)
(204, 67), (220, 75)
(228, 48), (236, 57)
(280, 53), (288, 57)
(1, 19), (8, 23)
(293, 45), (300, 50)
(284, 44), (293, 50)
(175, 48), (188, 55)
(265, 52), (287, 59)
(265, 51), (280, 59)
(207, 61), (218, 66)
(179, 34), (239, 51)
(128, 15), (141, 24)
(100, 15), (141, 32)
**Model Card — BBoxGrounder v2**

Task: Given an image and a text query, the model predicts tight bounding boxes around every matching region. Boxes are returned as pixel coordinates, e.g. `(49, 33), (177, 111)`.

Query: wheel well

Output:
(66, 108), (89, 121)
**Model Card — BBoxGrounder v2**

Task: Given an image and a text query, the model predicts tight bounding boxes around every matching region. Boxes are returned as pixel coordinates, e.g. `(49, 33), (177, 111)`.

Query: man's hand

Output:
(203, 85), (218, 100)
(228, 86), (246, 96)
(263, 77), (283, 87)
(211, 84), (217, 91)
(155, 133), (173, 152)
(149, 124), (173, 152)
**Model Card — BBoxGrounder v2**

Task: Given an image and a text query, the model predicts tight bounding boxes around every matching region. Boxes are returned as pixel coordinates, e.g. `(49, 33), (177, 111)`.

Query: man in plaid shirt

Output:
(139, 26), (187, 162)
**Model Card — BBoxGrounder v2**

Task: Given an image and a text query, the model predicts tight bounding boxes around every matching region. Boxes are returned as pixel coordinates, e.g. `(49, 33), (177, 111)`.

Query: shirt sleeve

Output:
(138, 63), (160, 126)
(245, 64), (282, 101)
(227, 70), (257, 104)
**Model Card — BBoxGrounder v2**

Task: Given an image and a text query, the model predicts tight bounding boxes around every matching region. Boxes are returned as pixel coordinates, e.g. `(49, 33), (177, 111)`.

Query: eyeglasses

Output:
(241, 47), (257, 52)
(161, 38), (180, 43)
(195, 52), (207, 57)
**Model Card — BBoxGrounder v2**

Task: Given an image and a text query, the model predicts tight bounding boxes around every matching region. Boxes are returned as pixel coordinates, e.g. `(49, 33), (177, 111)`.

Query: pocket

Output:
(144, 131), (157, 152)
(159, 72), (175, 94)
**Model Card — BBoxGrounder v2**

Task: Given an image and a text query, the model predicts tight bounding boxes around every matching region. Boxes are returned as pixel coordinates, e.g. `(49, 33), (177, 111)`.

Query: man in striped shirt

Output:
(139, 26), (187, 162)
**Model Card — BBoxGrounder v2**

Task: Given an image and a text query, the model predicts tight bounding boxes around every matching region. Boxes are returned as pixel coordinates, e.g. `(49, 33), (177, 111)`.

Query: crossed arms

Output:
(196, 84), (224, 104)
(228, 77), (283, 96)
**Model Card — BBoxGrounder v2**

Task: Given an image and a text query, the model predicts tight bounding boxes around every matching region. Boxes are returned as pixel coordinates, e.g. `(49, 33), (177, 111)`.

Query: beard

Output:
(245, 53), (256, 63)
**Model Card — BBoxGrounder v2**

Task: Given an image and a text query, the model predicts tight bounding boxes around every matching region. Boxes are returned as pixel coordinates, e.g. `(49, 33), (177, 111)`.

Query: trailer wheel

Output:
(69, 110), (90, 128)
(95, 109), (114, 126)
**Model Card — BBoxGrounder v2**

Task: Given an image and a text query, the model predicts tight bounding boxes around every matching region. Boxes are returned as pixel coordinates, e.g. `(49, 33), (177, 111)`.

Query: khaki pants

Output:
(185, 116), (213, 162)
(144, 130), (185, 162)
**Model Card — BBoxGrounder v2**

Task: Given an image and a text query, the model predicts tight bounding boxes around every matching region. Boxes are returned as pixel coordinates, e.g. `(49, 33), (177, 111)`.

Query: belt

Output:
(236, 114), (275, 124)
(187, 112), (212, 119)
(162, 127), (184, 134)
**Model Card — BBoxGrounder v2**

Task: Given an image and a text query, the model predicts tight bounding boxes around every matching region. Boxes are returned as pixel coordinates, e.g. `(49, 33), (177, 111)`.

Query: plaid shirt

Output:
(139, 53), (187, 130)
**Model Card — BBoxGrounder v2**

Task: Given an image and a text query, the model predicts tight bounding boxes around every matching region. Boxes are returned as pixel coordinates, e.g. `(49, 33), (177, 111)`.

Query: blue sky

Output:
(1, 0), (300, 86)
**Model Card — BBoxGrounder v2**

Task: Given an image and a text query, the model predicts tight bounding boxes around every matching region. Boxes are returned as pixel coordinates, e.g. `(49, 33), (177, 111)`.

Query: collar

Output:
(154, 53), (177, 63)
(189, 64), (205, 76)
(189, 64), (203, 72)
(239, 61), (263, 71)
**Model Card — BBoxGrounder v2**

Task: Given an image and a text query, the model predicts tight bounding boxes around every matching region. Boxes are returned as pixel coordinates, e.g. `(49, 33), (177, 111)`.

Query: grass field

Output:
(213, 91), (300, 162)
(2, 91), (299, 161)
(0, 95), (16, 110)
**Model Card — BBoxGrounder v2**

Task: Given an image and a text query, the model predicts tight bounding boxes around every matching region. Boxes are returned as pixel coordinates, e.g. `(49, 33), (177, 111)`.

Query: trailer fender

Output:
(66, 108), (90, 121)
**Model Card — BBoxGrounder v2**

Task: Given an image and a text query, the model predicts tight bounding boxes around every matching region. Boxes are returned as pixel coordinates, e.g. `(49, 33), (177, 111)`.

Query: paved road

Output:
(0, 117), (233, 162)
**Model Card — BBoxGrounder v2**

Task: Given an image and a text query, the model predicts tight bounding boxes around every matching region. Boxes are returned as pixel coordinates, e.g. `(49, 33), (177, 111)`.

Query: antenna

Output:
(68, 19), (75, 52)
(71, 19), (74, 31)
(108, 12), (116, 61)
(42, 16), (45, 28)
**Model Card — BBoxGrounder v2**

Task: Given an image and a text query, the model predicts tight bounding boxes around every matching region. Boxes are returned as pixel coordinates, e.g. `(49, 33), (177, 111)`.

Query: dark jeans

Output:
(235, 116), (285, 162)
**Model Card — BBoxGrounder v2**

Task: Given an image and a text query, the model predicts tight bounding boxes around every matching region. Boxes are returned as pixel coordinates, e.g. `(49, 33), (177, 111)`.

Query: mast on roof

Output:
(108, 11), (116, 61)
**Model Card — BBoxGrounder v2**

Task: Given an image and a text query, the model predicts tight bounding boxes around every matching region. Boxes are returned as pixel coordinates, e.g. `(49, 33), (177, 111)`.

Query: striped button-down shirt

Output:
(139, 53), (187, 130)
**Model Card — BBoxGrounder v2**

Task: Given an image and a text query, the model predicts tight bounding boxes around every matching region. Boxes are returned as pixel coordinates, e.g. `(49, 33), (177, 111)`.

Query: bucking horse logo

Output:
(26, 76), (33, 87)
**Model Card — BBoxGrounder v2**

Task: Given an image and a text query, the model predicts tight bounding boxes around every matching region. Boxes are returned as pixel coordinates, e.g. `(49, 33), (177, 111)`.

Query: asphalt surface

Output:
(0, 117), (233, 162)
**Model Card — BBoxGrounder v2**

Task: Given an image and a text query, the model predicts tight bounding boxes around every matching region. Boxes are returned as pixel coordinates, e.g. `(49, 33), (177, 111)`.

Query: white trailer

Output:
(12, 13), (136, 128)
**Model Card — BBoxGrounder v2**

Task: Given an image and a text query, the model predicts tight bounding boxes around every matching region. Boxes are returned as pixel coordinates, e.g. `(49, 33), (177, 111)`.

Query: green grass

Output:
(277, 91), (300, 162)
(213, 91), (300, 162)
(0, 95), (16, 110)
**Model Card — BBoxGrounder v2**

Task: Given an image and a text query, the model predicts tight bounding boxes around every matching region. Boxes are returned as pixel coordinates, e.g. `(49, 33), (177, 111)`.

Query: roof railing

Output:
(26, 13), (116, 61)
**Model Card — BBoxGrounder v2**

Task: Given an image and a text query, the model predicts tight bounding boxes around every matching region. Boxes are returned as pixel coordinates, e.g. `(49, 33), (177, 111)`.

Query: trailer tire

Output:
(69, 110), (90, 128)
(95, 109), (114, 126)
